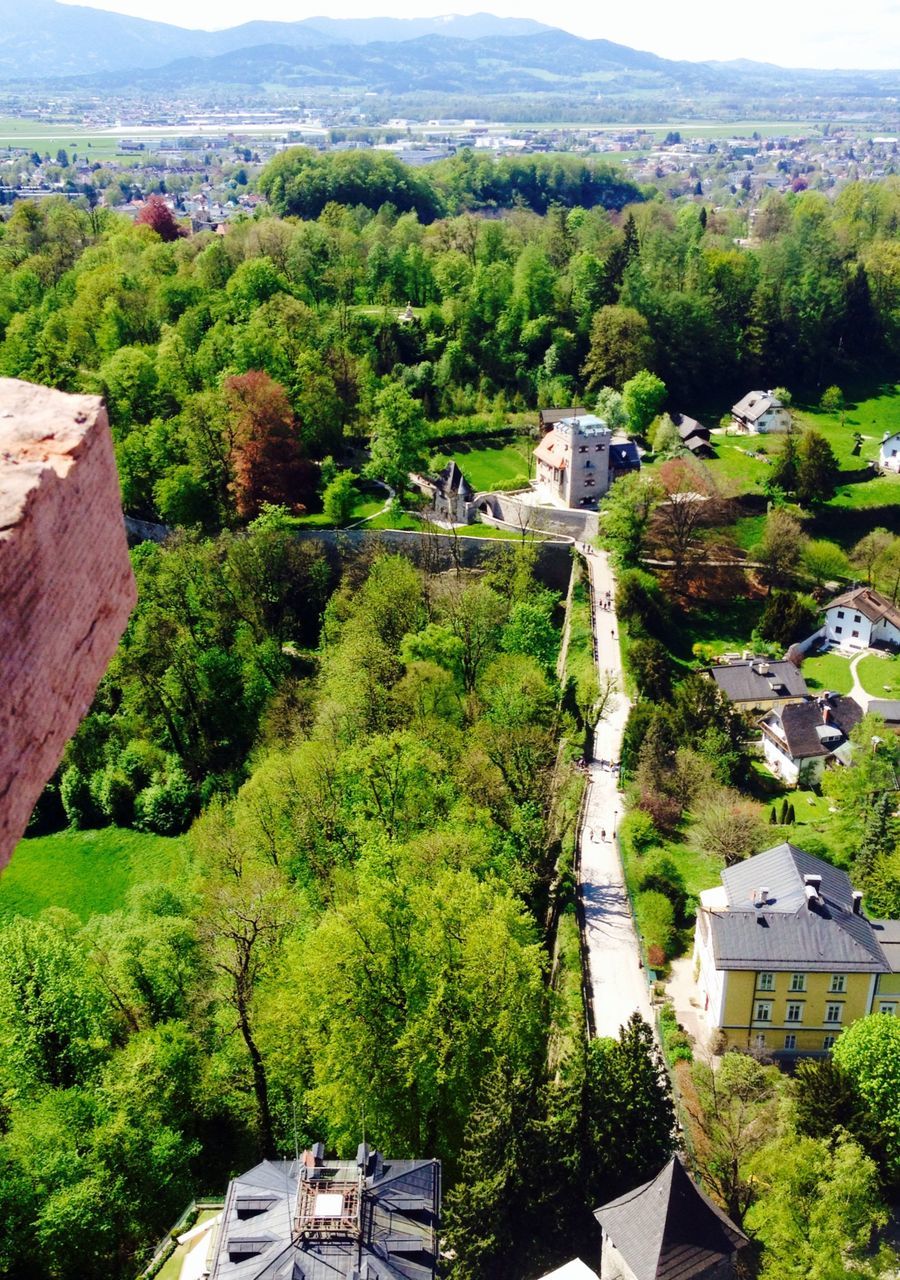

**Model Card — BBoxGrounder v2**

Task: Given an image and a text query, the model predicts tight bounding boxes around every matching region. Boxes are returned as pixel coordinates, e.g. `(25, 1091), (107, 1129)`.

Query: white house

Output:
(823, 586), (900, 650)
(759, 693), (862, 785)
(731, 390), (792, 434)
(879, 429), (900, 473)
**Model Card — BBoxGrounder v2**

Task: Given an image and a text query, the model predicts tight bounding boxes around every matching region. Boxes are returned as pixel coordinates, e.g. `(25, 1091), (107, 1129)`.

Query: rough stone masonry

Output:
(0, 378), (136, 868)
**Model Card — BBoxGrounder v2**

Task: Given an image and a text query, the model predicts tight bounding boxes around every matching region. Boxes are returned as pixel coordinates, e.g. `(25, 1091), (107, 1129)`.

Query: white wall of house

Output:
(601, 1237), (638, 1280)
(762, 733), (802, 785)
(693, 910), (727, 1027)
(873, 616), (900, 647)
(879, 433), (900, 473)
(824, 605), (874, 649)
(751, 406), (792, 434)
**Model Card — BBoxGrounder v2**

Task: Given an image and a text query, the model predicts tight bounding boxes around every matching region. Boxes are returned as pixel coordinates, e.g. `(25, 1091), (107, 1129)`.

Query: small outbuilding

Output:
(878, 429), (900, 473)
(594, 1156), (748, 1280)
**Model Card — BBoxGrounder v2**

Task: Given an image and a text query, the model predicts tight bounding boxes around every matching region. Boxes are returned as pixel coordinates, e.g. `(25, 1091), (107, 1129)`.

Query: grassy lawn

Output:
(1, 827), (191, 921)
(857, 652), (900, 698)
(431, 436), (533, 492)
(800, 651), (854, 694)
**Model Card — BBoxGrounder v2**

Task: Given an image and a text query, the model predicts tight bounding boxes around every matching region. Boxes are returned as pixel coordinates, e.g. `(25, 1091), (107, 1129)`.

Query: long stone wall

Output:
(477, 492), (599, 541)
(295, 526), (574, 593)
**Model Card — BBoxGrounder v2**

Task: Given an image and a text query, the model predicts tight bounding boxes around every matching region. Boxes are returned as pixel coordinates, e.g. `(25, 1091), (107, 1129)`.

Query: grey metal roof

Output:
(672, 414), (709, 441)
(710, 844), (888, 972)
(594, 1157), (747, 1280)
(871, 920), (900, 974)
(867, 699), (900, 724)
(732, 391), (782, 421)
(707, 660), (808, 704)
(610, 442), (641, 470)
(209, 1155), (440, 1280)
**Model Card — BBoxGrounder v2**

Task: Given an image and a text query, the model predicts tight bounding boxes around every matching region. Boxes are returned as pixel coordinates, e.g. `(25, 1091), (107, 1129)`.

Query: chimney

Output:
(302, 1141), (325, 1168)
(822, 704), (832, 723)
(852, 890), (863, 915)
(804, 873), (822, 893)
(805, 884), (820, 909)
(754, 887), (769, 907)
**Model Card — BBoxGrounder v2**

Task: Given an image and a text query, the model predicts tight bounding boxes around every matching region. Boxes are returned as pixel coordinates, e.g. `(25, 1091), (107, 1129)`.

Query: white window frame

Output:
(754, 1033), (766, 1049)
(830, 974), (846, 993)
(758, 972), (774, 991)
(786, 1003), (803, 1023)
(755, 1001), (773, 1023)
(879, 1003), (897, 1016)
(825, 1004), (843, 1024)
(823, 1034), (836, 1050)
(789, 973), (806, 992)
(784, 1033), (797, 1050)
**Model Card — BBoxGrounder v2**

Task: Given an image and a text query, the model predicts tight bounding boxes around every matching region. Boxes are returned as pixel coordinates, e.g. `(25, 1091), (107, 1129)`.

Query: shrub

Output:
(647, 944), (666, 969)
(95, 768), (136, 826)
(638, 852), (689, 927)
(60, 765), (103, 829)
(638, 789), (682, 835)
(134, 762), (196, 835)
(620, 808), (660, 855)
(635, 889), (676, 957)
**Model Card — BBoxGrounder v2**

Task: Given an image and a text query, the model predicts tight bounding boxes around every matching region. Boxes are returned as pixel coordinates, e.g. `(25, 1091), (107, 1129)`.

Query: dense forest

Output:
(1, 165), (899, 543)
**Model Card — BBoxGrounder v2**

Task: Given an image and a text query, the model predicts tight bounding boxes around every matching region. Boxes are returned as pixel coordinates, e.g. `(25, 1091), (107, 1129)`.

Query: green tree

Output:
(365, 381), (430, 498)
(801, 538), (849, 588)
(601, 474), (662, 569)
(746, 1133), (886, 1280)
(833, 1014), (900, 1180)
(819, 384), (845, 416)
(796, 430), (839, 506)
(584, 1013), (675, 1202)
(582, 305), (655, 390)
(622, 370), (667, 435)
(594, 385), (629, 432)
(322, 469), (357, 526)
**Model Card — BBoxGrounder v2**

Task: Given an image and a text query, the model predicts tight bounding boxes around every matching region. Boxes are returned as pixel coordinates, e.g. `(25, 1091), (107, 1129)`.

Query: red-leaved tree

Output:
(224, 372), (313, 521)
(135, 194), (187, 243)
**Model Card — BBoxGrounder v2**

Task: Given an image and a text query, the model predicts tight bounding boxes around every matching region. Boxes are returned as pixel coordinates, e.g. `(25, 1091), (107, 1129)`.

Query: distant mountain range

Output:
(2, 1), (898, 95)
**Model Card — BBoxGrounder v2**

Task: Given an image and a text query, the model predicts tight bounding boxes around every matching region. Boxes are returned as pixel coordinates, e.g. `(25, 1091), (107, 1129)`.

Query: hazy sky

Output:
(57, 0), (900, 68)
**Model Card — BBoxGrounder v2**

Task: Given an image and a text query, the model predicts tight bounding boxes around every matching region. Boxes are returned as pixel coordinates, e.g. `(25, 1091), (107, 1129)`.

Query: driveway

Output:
(577, 548), (654, 1039)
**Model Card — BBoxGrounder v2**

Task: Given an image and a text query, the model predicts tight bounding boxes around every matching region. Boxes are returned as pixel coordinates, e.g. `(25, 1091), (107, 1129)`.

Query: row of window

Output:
(833, 627), (860, 638)
(577, 444), (606, 453)
(754, 1001), (845, 1023)
(835, 610), (863, 623)
(763, 1034), (837, 1051)
(757, 972), (845, 992)
(754, 1000), (897, 1024)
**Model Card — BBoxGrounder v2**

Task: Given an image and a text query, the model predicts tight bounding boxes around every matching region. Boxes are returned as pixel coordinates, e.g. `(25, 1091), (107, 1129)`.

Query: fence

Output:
(135, 1199), (225, 1280)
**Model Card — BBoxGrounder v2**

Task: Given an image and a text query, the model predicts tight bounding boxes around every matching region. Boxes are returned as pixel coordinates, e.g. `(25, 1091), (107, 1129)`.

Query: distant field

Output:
(0, 827), (191, 921)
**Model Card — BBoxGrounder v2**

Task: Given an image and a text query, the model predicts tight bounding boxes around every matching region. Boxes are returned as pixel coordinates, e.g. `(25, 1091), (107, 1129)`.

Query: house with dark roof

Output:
(759, 692), (863, 785)
(731, 390), (791, 435)
(693, 843), (900, 1056)
(822, 586), (900, 651)
(594, 1156), (748, 1280)
(413, 460), (475, 525)
(704, 658), (809, 712)
(671, 413), (715, 459)
(609, 440), (642, 475)
(207, 1144), (441, 1280)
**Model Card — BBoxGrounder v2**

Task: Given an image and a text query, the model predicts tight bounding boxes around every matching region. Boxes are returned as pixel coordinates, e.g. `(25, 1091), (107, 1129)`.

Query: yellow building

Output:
(694, 843), (900, 1057)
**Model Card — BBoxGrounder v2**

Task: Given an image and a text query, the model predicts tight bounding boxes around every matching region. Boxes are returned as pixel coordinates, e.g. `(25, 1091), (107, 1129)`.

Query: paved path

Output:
(577, 548), (654, 1038)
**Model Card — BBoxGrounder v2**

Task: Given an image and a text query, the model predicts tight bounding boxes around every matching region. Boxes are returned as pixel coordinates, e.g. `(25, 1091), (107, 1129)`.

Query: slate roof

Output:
(594, 1157), (747, 1280)
(825, 586), (900, 632)
(609, 441), (641, 471)
(708, 844), (889, 973)
(732, 390), (783, 422)
(209, 1152), (440, 1280)
(871, 919), (900, 974)
(671, 413), (710, 442)
(759, 694), (863, 759)
(706, 660), (808, 704)
(434, 459), (473, 499)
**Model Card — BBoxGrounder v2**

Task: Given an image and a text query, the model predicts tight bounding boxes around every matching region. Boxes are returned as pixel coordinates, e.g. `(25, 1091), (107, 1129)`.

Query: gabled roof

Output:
(707, 659), (808, 703)
(594, 1157), (747, 1280)
(867, 698), (900, 724)
(732, 390), (783, 421)
(671, 413), (710, 441)
(760, 694), (863, 759)
(610, 441), (641, 470)
(535, 433), (568, 469)
(825, 586), (900, 632)
(434, 459), (473, 499)
(708, 844), (889, 973)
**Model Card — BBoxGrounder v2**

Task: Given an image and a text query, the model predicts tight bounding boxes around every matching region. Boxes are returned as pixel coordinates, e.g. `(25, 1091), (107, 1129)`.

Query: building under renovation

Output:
(207, 1143), (441, 1280)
